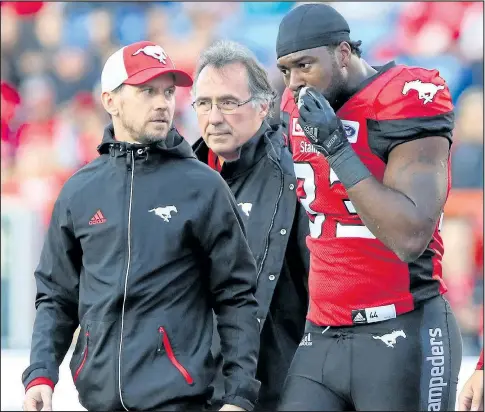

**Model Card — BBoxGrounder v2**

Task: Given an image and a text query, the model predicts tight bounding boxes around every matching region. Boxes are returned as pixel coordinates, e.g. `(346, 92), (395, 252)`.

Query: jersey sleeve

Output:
(368, 67), (455, 162)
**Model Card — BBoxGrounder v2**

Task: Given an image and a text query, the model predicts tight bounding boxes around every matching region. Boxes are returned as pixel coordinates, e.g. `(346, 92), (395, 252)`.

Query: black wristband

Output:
(327, 145), (372, 189)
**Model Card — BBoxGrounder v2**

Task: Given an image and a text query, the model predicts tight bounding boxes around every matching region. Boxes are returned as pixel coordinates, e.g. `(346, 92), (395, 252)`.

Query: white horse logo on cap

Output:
(132, 45), (168, 64)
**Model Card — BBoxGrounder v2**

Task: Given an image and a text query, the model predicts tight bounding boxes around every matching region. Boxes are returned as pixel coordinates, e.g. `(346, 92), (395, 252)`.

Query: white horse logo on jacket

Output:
(238, 202), (252, 217)
(149, 206), (177, 222)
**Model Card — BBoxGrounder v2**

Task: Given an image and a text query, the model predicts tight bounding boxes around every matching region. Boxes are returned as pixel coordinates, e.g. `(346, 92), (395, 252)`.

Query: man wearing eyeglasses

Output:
(192, 40), (310, 411)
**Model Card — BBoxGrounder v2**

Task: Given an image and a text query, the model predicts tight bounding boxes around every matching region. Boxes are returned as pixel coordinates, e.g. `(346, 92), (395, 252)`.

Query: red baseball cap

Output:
(101, 41), (193, 93)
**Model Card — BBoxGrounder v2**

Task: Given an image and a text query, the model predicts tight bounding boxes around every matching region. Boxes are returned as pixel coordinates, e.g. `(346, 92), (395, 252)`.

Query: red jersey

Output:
(280, 62), (454, 326)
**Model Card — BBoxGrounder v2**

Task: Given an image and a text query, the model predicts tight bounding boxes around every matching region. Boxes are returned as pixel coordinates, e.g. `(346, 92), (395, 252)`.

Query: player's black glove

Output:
(297, 87), (372, 189)
(297, 87), (349, 158)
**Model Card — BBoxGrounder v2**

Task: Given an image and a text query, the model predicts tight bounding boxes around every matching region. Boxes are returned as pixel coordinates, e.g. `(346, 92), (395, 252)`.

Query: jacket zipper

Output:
(73, 329), (90, 383)
(158, 327), (194, 385)
(256, 156), (284, 283)
(118, 149), (134, 411)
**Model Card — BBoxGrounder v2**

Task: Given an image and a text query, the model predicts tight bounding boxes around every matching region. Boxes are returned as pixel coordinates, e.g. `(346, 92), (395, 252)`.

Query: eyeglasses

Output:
(191, 97), (253, 115)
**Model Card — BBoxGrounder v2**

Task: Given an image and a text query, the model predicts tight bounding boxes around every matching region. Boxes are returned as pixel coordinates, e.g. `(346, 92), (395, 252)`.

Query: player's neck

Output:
(348, 59), (377, 90)
(112, 121), (138, 144)
(361, 59), (378, 79)
(340, 59), (378, 102)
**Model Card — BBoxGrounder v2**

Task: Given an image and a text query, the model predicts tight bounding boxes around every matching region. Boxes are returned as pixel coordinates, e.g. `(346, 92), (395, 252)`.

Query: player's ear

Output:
(338, 41), (352, 68)
(101, 91), (120, 117)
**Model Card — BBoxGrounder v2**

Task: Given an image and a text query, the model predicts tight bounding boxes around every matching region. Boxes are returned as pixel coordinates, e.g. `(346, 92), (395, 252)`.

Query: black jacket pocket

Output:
(158, 326), (194, 385)
(73, 327), (89, 383)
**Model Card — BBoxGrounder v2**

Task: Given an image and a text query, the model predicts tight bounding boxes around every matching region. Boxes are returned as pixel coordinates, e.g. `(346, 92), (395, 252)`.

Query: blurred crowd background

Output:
(1, 2), (483, 356)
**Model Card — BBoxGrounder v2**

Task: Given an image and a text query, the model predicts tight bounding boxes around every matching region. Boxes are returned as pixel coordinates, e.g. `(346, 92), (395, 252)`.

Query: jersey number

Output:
(294, 162), (376, 239)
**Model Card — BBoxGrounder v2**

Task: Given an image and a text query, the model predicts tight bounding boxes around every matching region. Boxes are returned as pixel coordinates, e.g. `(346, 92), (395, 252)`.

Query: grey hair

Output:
(192, 40), (277, 117)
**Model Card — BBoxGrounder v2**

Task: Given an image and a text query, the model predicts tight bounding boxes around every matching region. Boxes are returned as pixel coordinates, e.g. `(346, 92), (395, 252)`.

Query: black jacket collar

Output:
(97, 123), (195, 160)
(193, 121), (284, 179)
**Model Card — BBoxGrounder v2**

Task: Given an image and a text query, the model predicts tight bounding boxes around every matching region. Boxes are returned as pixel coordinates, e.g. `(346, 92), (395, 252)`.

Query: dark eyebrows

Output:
(217, 94), (240, 100)
(277, 55), (316, 69)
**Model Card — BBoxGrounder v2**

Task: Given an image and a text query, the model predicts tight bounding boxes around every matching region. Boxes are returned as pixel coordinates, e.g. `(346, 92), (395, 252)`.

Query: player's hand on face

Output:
(458, 370), (484, 411)
(23, 385), (53, 411)
(297, 86), (348, 158)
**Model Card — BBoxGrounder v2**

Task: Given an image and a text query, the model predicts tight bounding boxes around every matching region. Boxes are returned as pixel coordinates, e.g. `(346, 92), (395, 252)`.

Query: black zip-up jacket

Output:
(22, 124), (261, 411)
(194, 122), (310, 410)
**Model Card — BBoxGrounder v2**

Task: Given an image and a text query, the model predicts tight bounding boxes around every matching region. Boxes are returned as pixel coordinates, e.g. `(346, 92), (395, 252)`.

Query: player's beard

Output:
(119, 111), (170, 144)
(137, 126), (170, 145)
(322, 59), (350, 111)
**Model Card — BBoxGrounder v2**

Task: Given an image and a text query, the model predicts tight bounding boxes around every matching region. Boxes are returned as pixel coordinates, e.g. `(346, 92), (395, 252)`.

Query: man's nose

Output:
(207, 103), (224, 125)
(153, 93), (169, 110)
(288, 71), (305, 93)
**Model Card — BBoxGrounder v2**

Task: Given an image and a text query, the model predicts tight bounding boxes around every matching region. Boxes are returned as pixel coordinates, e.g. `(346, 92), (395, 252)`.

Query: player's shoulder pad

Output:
(374, 65), (453, 121)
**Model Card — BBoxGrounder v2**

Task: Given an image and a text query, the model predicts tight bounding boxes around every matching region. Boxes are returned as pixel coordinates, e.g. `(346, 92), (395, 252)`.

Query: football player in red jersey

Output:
(275, 4), (462, 411)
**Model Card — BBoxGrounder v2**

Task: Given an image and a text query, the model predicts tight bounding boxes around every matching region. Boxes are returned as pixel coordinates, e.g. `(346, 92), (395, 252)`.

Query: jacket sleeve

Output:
(21, 194), (81, 390)
(195, 175), (261, 411)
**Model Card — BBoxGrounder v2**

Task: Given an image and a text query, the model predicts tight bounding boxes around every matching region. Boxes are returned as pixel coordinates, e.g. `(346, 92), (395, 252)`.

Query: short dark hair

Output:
(328, 40), (363, 58)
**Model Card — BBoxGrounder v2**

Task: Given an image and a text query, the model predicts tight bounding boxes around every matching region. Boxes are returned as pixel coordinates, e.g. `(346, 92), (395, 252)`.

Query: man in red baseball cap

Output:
(100, 40), (193, 144)
(22, 41), (261, 412)
(101, 41), (193, 92)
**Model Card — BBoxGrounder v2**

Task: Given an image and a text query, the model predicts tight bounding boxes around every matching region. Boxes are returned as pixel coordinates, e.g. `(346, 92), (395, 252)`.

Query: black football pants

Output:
(278, 295), (462, 411)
